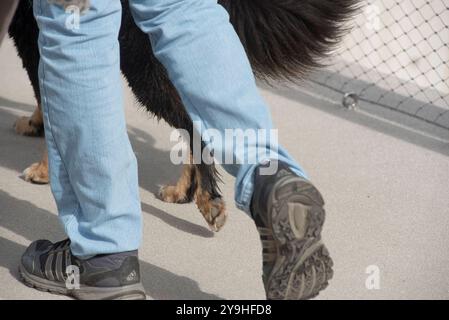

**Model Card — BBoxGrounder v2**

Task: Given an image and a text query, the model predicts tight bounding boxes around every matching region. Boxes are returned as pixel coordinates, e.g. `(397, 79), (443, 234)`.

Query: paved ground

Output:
(1, 37), (449, 300)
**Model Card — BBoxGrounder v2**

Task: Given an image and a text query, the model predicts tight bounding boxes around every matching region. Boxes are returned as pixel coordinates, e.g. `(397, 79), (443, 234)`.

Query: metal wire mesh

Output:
(308, 0), (449, 130)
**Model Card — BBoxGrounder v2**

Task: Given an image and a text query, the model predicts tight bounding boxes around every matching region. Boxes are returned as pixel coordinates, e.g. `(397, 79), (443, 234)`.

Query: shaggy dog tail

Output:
(219, 0), (359, 81)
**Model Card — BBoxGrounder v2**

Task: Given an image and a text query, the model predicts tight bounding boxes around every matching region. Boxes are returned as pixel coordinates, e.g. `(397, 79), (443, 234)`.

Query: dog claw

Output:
(22, 162), (49, 184)
(157, 184), (190, 204)
(202, 198), (227, 232)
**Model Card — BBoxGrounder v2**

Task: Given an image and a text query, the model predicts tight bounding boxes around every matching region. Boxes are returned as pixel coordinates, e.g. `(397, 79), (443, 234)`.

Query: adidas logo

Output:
(126, 270), (138, 282)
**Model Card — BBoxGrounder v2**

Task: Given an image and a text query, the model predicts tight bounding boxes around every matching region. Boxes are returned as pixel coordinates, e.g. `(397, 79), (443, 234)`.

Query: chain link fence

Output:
(306, 0), (449, 130)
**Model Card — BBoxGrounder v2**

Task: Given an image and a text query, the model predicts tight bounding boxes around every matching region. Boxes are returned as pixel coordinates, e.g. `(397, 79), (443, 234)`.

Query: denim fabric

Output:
(33, 0), (306, 256)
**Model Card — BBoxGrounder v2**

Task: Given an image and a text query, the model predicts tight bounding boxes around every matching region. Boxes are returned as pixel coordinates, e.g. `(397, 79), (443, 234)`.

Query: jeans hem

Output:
(235, 169), (256, 215)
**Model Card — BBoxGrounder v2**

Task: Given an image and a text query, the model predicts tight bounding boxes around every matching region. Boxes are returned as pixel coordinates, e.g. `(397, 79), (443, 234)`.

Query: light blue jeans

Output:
(33, 0), (306, 257)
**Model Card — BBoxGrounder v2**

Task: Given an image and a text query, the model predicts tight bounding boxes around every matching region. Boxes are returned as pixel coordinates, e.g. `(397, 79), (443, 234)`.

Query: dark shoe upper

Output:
(250, 160), (298, 225)
(21, 238), (141, 288)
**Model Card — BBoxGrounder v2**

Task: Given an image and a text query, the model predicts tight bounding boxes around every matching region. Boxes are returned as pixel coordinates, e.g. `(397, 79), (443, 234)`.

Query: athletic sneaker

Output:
(19, 238), (146, 300)
(251, 161), (333, 300)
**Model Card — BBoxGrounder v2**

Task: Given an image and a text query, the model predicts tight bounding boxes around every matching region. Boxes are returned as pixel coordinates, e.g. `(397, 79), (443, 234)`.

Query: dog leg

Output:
(14, 104), (49, 184)
(23, 147), (49, 184)
(158, 162), (196, 204)
(194, 165), (227, 232)
(14, 104), (44, 137)
(158, 152), (227, 231)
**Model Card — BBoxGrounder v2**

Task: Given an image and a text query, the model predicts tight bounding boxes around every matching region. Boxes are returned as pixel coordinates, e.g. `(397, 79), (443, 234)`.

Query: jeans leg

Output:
(33, 0), (141, 257)
(129, 0), (307, 214)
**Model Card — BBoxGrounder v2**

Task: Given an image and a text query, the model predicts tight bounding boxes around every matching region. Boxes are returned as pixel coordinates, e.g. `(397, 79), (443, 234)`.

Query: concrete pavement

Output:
(1, 37), (449, 300)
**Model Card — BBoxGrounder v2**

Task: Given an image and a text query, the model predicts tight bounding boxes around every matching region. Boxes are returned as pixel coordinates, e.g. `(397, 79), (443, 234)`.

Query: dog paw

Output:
(22, 162), (49, 184)
(157, 185), (190, 204)
(197, 197), (227, 232)
(14, 116), (43, 137)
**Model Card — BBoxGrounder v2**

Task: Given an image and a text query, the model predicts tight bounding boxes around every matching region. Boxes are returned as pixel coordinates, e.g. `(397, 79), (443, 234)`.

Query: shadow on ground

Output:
(0, 191), (221, 299)
(0, 97), (34, 111)
(141, 203), (213, 238)
(0, 99), (46, 175)
(260, 83), (449, 157)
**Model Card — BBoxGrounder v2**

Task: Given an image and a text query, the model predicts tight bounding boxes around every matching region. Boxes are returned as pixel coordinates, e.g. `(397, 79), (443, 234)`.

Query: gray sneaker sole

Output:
(264, 175), (333, 300)
(19, 265), (146, 300)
